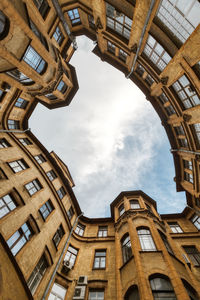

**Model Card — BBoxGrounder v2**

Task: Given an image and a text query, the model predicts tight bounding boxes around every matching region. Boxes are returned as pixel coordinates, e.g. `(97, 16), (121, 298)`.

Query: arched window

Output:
(137, 228), (156, 251)
(159, 231), (174, 255)
(124, 285), (140, 300)
(182, 279), (198, 300)
(150, 275), (176, 300)
(0, 11), (9, 40)
(121, 234), (132, 264)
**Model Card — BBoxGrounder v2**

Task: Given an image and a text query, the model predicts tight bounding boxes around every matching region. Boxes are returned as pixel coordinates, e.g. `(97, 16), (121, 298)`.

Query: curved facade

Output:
(0, 0), (200, 299)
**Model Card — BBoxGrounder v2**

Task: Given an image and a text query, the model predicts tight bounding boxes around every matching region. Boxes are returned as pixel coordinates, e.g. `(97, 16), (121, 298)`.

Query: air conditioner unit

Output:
(73, 286), (86, 300)
(63, 260), (73, 272)
(77, 276), (88, 286)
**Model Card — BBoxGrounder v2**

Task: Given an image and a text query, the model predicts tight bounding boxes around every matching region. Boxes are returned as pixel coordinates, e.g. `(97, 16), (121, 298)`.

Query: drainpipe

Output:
(170, 149), (200, 156)
(51, 0), (78, 50)
(126, 0), (156, 78)
(41, 212), (84, 300)
(0, 128), (30, 133)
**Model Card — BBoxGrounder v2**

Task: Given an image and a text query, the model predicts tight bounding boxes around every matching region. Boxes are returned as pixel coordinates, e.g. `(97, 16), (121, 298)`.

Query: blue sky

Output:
(30, 36), (186, 218)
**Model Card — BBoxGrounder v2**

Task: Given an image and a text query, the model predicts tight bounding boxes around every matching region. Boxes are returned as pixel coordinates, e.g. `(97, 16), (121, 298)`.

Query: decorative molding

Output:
(161, 77), (169, 85)
(96, 17), (103, 30)
(131, 43), (137, 54)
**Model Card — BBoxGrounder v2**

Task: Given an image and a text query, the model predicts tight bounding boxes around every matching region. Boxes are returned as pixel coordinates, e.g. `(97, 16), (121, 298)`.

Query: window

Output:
(15, 97), (28, 109)
(107, 41), (116, 55)
(135, 64), (145, 77)
(0, 10), (9, 40)
(39, 200), (54, 220)
(75, 223), (85, 236)
(143, 35), (171, 71)
(48, 283), (67, 300)
(67, 206), (74, 220)
(145, 203), (153, 213)
(53, 26), (64, 45)
(34, 154), (46, 164)
(130, 199), (140, 209)
(88, 15), (95, 29)
(165, 105), (176, 116)
(57, 80), (67, 94)
(184, 171), (193, 184)
(191, 214), (200, 230)
(57, 186), (66, 199)
(106, 3), (132, 40)
(183, 246), (200, 266)
(33, 0), (50, 19)
(46, 170), (57, 181)
(159, 231), (174, 255)
(0, 88), (5, 101)
(124, 285), (140, 300)
(137, 228), (156, 251)
(119, 203), (125, 216)
(88, 289), (104, 300)
(183, 160), (192, 170)
(64, 245), (78, 266)
(119, 49), (128, 62)
(6, 69), (33, 84)
(7, 221), (33, 255)
(145, 74), (155, 87)
(158, 93), (169, 105)
(0, 138), (11, 148)
(30, 20), (48, 50)
(23, 46), (47, 74)
(45, 92), (57, 100)
(98, 226), (108, 237)
(168, 222), (183, 233)
(0, 193), (17, 219)
(67, 8), (81, 25)
(192, 123), (200, 147)
(8, 159), (28, 173)
(172, 75), (200, 109)
(182, 279), (198, 300)
(156, 0), (200, 43)
(174, 125), (184, 136)
(192, 61), (200, 80)
(121, 234), (132, 264)
(27, 254), (48, 295)
(53, 224), (65, 248)
(150, 276), (176, 300)
(178, 138), (188, 148)
(7, 119), (20, 129)
(19, 138), (32, 146)
(25, 179), (42, 196)
(93, 250), (106, 269)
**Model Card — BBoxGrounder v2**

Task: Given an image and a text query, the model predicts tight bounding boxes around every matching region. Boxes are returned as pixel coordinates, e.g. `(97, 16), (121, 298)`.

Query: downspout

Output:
(126, 0), (156, 78)
(170, 149), (200, 156)
(0, 128), (30, 133)
(41, 212), (84, 300)
(51, 0), (78, 50)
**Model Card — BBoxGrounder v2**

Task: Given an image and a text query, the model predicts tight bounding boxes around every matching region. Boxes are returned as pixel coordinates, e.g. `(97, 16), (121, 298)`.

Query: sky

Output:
(30, 36), (186, 218)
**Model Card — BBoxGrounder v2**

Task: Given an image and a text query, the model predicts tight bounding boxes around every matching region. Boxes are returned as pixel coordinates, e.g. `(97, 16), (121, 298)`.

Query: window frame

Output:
(98, 226), (108, 237)
(15, 97), (28, 109)
(52, 224), (65, 248)
(53, 25), (64, 46)
(57, 186), (66, 200)
(0, 138), (11, 148)
(183, 246), (200, 266)
(67, 8), (81, 25)
(93, 249), (106, 269)
(0, 193), (17, 219)
(8, 159), (29, 173)
(64, 245), (78, 266)
(137, 227), (157, 251)
(7, 221), (33, 256)
(25, 179), (42, 196)
(22, 45), (47, 75)
(121, 233), (132, 264)
(130, 199), (140, 209)
(168, 222), (183, 233)
(39, 199), (54, 221)
(74, 223), (85, 236)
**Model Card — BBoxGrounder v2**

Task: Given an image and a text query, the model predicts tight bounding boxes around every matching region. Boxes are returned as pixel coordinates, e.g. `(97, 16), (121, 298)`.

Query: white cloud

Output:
(30, 36), (186, 217)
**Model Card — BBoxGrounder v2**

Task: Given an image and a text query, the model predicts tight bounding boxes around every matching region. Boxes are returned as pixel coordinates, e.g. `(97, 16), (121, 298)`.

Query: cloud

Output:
(30, 36), (186, 218)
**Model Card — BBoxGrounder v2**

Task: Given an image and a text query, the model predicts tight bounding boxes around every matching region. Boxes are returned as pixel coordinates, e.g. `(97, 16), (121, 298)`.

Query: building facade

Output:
(0, 0), (200, 299)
